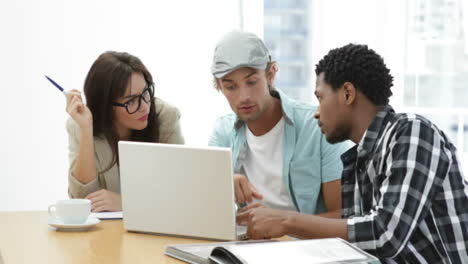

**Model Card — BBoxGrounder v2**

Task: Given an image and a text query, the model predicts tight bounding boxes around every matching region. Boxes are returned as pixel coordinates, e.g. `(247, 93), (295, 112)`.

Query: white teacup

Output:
(48, 199), (91, 224)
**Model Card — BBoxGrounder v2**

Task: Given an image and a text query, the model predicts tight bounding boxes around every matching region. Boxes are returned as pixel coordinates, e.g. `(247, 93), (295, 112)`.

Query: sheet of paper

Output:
(90, 211), (123, 220)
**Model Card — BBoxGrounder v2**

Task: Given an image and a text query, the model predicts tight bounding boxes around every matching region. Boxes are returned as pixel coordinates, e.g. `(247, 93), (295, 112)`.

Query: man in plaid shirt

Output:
(237, 44), (468, 263)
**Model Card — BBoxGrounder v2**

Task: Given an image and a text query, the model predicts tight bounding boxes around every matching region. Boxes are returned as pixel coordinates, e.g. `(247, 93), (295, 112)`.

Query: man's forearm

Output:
(317, 209), (342, 219)
(284, 212), (348, 240)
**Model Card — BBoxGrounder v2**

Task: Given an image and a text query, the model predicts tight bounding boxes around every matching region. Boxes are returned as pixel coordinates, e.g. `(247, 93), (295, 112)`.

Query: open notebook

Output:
(165, 237), (379, 264)
(165, 240), (274, 264)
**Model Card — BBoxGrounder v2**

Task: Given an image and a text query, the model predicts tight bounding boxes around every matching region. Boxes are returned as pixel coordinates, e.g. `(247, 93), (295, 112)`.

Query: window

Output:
(263, 0), (468, 175)
(404, 0), (468, 170)
(264, 0), (312, 101)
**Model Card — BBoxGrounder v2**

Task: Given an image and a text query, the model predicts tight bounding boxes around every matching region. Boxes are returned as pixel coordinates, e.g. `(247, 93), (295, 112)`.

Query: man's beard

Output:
(237, 108), (262, 123)
(325, 123), (350, 144)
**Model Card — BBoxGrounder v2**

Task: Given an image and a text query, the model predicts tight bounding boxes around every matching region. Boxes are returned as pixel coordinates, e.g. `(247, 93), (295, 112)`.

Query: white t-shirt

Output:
(243, 117), (296, 211)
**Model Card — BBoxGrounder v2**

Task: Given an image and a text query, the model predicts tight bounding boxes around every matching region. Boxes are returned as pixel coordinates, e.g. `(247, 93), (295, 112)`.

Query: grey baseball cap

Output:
(211, 31), (271, 79)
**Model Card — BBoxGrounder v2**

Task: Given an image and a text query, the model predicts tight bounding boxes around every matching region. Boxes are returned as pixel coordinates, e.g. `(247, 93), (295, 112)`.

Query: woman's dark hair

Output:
(84, 51), (159, 172)
(315, 44), (393, 105)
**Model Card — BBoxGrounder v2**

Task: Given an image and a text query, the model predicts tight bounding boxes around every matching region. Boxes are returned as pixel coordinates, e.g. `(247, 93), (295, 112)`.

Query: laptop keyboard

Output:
(236, 225), (248, 240)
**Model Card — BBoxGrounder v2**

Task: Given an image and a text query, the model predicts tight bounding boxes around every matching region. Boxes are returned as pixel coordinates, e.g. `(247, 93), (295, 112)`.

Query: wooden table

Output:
(0, 211), (216, 264)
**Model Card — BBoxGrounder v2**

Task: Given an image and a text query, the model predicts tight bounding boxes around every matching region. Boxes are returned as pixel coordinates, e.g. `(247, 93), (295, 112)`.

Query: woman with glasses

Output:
(65, 51), (184, 212)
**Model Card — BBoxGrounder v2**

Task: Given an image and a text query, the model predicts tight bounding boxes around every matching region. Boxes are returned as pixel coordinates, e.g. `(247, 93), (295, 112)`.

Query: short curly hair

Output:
(315, 44), (393, 105)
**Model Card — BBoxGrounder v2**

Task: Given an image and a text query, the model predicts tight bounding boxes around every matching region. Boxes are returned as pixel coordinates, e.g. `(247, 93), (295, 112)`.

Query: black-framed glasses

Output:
(112, 85), (154, 114)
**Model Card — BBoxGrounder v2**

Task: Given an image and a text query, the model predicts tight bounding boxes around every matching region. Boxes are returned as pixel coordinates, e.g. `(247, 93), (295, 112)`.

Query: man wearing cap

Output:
(208, 31), (349, 217)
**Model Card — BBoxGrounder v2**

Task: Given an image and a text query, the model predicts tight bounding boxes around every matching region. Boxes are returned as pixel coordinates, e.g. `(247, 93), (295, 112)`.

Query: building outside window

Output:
(264, 0), (313, 101)
(404, 0), (468, 156)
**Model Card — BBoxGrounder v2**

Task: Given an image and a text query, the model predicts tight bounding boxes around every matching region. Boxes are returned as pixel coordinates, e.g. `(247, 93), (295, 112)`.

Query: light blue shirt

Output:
(209, 89), (350, 214)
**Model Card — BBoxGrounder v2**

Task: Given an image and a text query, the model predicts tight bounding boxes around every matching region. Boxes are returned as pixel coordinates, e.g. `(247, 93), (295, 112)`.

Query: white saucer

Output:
(48, 217), (101, 231)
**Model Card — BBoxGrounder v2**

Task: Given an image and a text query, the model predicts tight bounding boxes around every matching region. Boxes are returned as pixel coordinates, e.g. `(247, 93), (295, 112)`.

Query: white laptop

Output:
(118, 141), (247, 241)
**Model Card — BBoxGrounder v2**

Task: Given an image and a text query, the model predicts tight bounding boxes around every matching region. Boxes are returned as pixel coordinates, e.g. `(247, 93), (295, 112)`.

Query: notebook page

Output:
(228, 238), (368, 264)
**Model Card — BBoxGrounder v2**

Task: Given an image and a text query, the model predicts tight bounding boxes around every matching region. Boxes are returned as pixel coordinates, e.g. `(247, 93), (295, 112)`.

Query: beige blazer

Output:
(67, 97), (184, 198)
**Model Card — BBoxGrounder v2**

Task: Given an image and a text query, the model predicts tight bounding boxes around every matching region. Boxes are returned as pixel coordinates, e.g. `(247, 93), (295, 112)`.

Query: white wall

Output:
(0, 0), (263, 211)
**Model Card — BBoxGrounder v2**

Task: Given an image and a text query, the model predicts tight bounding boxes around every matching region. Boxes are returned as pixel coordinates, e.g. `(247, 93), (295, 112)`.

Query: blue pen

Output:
(45, 75), (67, 96)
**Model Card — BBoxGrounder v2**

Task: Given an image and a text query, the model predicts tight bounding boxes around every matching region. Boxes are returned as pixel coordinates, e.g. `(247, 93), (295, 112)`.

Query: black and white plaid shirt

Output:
(341, 105), (468, 263)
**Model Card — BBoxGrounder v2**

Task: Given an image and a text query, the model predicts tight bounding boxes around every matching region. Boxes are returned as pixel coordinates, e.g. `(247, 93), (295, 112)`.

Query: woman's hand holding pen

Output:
(66, 89), (93, 129)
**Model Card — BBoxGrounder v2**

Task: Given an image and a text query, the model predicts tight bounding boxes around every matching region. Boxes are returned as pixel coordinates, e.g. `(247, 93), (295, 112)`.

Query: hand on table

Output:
(85, 189), (122, 212)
